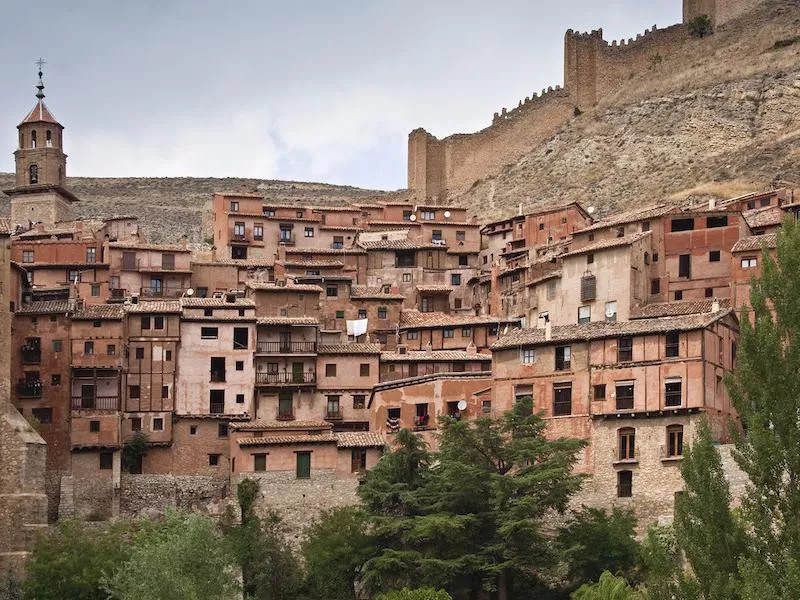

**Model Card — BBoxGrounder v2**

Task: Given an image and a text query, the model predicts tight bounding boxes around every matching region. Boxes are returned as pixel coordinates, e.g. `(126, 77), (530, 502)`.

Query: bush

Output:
(688, 15), (712, 38)
(376, 589), (452, 600)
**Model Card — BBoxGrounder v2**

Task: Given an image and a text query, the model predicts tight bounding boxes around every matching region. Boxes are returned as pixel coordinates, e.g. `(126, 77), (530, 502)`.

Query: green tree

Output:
(558, 506), (639, 591)
(103, 510), (239, 600)
(571, 571), (644, 600)
(688, 15), (712, 37)
(636, 525), (682, 600)
(376, 588), (453, 600)
(726, 217), (800, 598)
(122, 431), (149, 473)
(302, 506), (375, 600)
(23, 519), (138, 600)
(359, 399), (587, 599)
(674, 418), (745, 599)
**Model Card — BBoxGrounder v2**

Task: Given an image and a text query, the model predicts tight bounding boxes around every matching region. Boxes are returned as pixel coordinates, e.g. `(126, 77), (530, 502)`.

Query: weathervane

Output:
(35, 57), (46, 100)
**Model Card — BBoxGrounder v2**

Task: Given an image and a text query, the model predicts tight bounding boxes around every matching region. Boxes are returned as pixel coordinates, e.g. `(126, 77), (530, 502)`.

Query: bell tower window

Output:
(29, 164), (39, 185)
(31, 131), (37, 149)
(19, 132), (24, 149)
(46, 130), (52, 147)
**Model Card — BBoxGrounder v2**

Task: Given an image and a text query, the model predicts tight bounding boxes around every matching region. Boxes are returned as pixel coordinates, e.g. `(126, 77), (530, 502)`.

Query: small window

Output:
(135, 347), (144, 359)
(190, 425), (198, 435)
(644, 252), (650, 265)
(402, 273), (412, 282)
(451, 274), (461, 286)
(679, 254), (691, 278)
(481, 400), (491, 413)
(230, 200), (239, 212)
(209, 454), (221, 466)
(327, 286), (338, 297)
(587, 253), (594, 265)
(421, 210), (435, 220)
(675, 290), (683, 301)
(51, 374), (61, 385)
(357, 308), (368, 319)
(93, 320), (102, 328)
(165, 350), (172, 361)
(99, 452), (114, 470)
(666, 425), (684, 457)
(254, 453), (267, 472)
(615, 382), (634, 410)
(233, 328), (249, 349)
(553, 383), (572, 416)
(335, 310), (345, 319)
(432, 230), (443, 241)
(578, 305), (591, 324)
(653, 252), (659, 263)
(617, 470), (632, 497)
(154, 316), (164, 330)
(296, 210), (304, 218)
(619, 428), (635, 460)
(305, 227), (314, 238)
(107, 344), (116, 356)
(201, 327), (219, 339)
(618, 337), (633, 362)
(705, 287), (713, 298)
(129, 386), (141, 399)
(555, 346), (571, 370)
(152, 417), (164, 431)
(360, 363), (370, 377)
(253, 224), (263, 240)
(377, 306), (387, 319)
(665, 380), (682, 407)
(89, 420), (100, 433)
(161, 385), (169, 398)
(538, 223), (545, 231)
(91, 284), (100, 297)
(31, 407), (52, 424)
(236, 360), (244, 371)
(671, 218), (694, 232)
(52, 339), (62, 352)
(456, 230), (466, 241)
(709, 250), (721, 262)
(326, 364), (337, 377)
(462, 327), (472, 337)
(402, 210), (412, 221)
(332, 236), (344, 249)
(407, 331), (418, 340)
(84, 341), (94, 355)
(593, 384), (606, 400)
(641, 221), (650, 232)
(459, 255), (468, 266)
(86, 247), (97, 263)
(443, 328), (454, 339)
(218, 423), (229, 438)
(204, 308), (213, 317)
(22, 250), (34, 263)
(665, 331), (680, 357)
(741, 257), (758, 268)
(605, 301), (617, 323)
(651, 279), (660, 295)
(521, 349), (536, 364)
(236, 394), (245, 404)
(353, 394), (366, 409)
(296, 451), (311, 479)
(706, 215), (728, 228)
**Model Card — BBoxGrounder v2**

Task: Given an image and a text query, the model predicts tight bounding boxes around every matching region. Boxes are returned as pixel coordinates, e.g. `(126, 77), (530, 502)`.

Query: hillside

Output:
(0, 174), (392, 244)
(453, 0), (800, 220)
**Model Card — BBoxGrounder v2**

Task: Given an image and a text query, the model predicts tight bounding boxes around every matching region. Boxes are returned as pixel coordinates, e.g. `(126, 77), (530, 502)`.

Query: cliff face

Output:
(453, 0), (800, 220)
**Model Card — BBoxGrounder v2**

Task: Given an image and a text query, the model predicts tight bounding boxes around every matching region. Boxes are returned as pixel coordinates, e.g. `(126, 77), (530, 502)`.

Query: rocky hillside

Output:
(454, 0), (800, 220)
(0, 175), (392, 244)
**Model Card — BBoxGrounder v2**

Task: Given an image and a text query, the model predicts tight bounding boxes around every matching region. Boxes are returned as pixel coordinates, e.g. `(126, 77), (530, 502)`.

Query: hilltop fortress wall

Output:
(408, 0), (764, 202)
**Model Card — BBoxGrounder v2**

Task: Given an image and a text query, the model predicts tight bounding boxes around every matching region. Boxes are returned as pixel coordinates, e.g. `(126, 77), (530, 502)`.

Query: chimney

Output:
(537, 316), (546, 329)
(466, 342), (476, 356)
(425, 342), (433, 356)
(709, 198), (717, 209)
(545, 320), (552, 341)
(277, 244), (287, 262)
(711, 298), (720, 312)
(181, 234), (188, 250)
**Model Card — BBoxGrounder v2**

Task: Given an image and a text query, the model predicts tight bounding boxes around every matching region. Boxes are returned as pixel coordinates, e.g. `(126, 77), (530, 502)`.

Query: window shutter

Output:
(581, 274), (597, 302)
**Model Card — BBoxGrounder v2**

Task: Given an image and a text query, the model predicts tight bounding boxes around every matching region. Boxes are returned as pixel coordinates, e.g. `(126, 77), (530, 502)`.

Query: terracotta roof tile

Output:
(237, 433), (337, 446)
(21, 99), (59, 125)
(246, 282), (324, 293)
(0, 218), (12, 235)
(630, 299), (731, 319)
(416, 284), (454, 293)
(285, 247), (366, 255)
(731, 232), (778, 253)
(350, 285), (405, 300)
(280, 260), (344, 268)
(191, 258), (274, 267)
(71, 304), (125, 320)
(181, 297), (255, 307)
(108, 241), (190, 253)
(358, 238), (440, 250)
(336, 432), (387, 448)
(380, 350), (491, 362)
(231, 420), (331, 431)
(124, 300), (182, 314)
(317, 343), (382, 354)
(15, 300), (71, 314)
(491, 310), (733, 350)
(256, 316), (320, 326)
(743, 206), (784, 229)
(562, 231), (651, 258)
(399, 310), (520, 329)
(577, 204), (675, 233)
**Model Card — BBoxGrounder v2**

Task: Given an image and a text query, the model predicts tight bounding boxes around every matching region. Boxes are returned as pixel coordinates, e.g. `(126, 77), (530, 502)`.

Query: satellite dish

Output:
(185, 288), (195, 297)
(587, 206), (596, 214)
(409, 214), (417, 221)
(457, 400), (467, 410)
(444, 210), (451, 218)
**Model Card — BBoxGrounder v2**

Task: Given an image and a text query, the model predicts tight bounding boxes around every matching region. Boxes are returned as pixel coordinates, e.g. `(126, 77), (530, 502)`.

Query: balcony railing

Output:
(209, 402), (225, 414)
(17, 381), (42, 398)
(276, 408), (295, 421)
(139, 286), (188, 298)
(231, 232), (251, 244)
(324, 409), (343, 420)
(71, 395), (120, 411)
(21, 348), (42, 365)
(256, 371), (316, 385)
(256, 341), (317, 354)
(210, 371), (226, 383)
(108, 288), (127, 302)
(279, 235), (295, 245)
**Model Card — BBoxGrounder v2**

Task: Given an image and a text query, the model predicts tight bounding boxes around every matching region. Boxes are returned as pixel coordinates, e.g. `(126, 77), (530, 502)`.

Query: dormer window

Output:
(29, 164), (38, 185)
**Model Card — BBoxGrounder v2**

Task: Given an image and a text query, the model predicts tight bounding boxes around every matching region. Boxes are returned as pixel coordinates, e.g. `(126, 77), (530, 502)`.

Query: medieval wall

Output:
(683, 0), (764, 27)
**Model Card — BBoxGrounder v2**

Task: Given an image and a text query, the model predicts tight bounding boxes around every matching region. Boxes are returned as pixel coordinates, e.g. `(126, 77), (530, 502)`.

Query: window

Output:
(578, 305), (591, 324)
(129, 385), (141, 399)
(644, 252), (650, 265)
(458, 255), (468, 266)
(254, 453), (267, 472)
(521, 349), (536, 364)
(52, 339), (62, 352)
(135, 347), (144, 359)
(671, 218), (694, 232)
(326, 364), (337, 377)
(326, 285), (338, 297)
(51, 374), (61, 385)
(617, 337), (633, 362)
(553, 383), (572, 416)
(190, 425), (198, 435)
(279, 226), (293, 242)
(32, 407), (52, 424)
(161, 385), (169, 398)
(351, 448), (367, 473)
(666, 425), (684, 457)
(651, 279), (660, 295)
(233, 222), (245, 236)
(539, 223), (545, 231)
(407, 331), (419, 340)
(432, 230), (443, 241)
(451, 273), (461, 286)
(615, 381), (634, 410)
(580, 274), (596, 302)
(402, 272), (412, 282)
(360, 363), (370, 377)
(69, 271), (80, 284)
(674, 290), (683, 301)
(587, 253), (594, 265)
(332, 236), (344, 249)
(99, 452), (113, 470)
(253, 223), (263, 240)
(481, 400), (492, 413)
(88, 419), (101, 433)
(642, 221), (651, 232)
(420, 297), (432, 312)
(709, 250), (721, 262)
(353, 394), (366, 409)
(377, 306), (387, 319)
(84, 341), (94, 355)
(107, 344), (116, 356)
(679, 254), (691, 278)
(617, 470), (632, 497)
(555, 346), (571, 370)
(454, 230), (465, 242)
(296, 451), (311, 479)
(230, 200), (239, 212)
(165, 350), (172, 361)
(705, 287), (713, 298)
(443, 328), (454, 338)
(201, 327), (218, 339)
(462, 327), (472, 337)
(46, 130), (52, 147)
(152, 418), (164, 431)
(665, 380), (682, 407)
(263, 207), (275, 217)
(304, 227), (314, 238)
(335, 310), (345, 319)
(233, 328), (249, 349)
(619, 428), (635, 460)
(236, 393), (245, 404)
(84, 247), (97, 263)
(236, 360), (244, 371)
(203, 308), (214, 318)
(403, 210), (412, 220)
(653, 252), (659, 263)
(29, 164), (38, 184)
(154, 316), (164, 330)
(593, 384), (606, 400)
(421, 210), (435, 220)
(93, 320), (102, 328)
(605, 301), (617, 322)
(741, 257), (758, 268)
(91, 284), (100, 297)
(707, 215), (728, 228)
(665, 331), (680, 357)
(209, 454), (221, 466)
(218, 423), (229, 438)
(357, 309), (367, 319)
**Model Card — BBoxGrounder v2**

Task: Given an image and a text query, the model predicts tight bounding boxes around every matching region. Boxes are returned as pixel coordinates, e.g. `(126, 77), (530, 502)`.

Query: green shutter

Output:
(296, 452), (311, 479)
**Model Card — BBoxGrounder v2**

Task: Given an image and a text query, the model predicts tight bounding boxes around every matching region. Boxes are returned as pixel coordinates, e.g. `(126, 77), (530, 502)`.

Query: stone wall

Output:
(119, 474), (231, 519)
(683, 0), (765, 26)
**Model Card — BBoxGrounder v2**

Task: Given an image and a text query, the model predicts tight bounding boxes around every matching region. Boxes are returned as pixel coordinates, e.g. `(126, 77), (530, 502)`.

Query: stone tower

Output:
(5, 63), (78, 228)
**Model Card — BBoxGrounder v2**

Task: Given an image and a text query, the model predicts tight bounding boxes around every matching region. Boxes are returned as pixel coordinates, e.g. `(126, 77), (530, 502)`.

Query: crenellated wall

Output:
(683, 0), (764, 26)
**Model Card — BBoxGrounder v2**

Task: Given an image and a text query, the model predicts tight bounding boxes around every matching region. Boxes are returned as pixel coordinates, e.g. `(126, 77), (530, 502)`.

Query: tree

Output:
(674, 418), (745, 599)
(302, 506), (375, 600)
(103, 510), (239, 600)
(376, 589), (453, 600)
(359, 398), (587, 599)
(558, 506), (639, 591)
(23, 519), (138, 600)
(122, 431), (149, 473)
(636, 524), (683, 600)
(571, 571), (644, 600)
(726, 217), (800, 598)
(688, 15), (712, 37)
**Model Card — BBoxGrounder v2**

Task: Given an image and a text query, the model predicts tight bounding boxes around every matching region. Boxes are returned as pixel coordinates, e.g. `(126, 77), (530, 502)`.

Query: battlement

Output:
(492, 86), (570, 126)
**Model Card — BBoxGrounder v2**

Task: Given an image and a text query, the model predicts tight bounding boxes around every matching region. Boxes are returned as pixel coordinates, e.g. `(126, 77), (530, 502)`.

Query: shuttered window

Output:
(581, 275), (596, 301)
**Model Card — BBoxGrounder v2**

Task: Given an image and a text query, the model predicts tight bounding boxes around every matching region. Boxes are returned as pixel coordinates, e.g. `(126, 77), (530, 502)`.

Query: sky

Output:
(0, 1), (680, 191)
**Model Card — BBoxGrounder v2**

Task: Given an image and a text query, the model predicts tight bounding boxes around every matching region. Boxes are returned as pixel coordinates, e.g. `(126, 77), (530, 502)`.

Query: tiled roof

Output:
(285, 247), (366, 255)
(237, 433), (338, 446)
(336, 432), (387, 448)
(577, 204), (675, 233)
(17, 226), (77, 238)
(21, 99), (59, 124)
(481, 202), (590, 230)
(231, 420), (331, 431)
(630, 299), (731, 319)
(256, 316), (319, 326)
(317, 343), (382, 354)
(527, 270), (562, 287)
(246, 282), (324, 293)
(191, 258), (274, 267)
(15, 300), (71, 314)
(71, 304), (125, 320)
(108, 241), (190, 253)
(380, 350), (491, 362)
(366, 220), (422, 227)
(731, 232), (778, 253)
(743, 207), (784, 229)
(358, 239), (440, 250)
(0, 218), (12, 235)
(491, 310), (733, 350)
(371, 371), (493, 393)
(561, 231), (651, 258)
(181, 297), (254, 307)
(399, 310), (520, 329)
(416, 285), (454, 293)
(350, 285), (405, 300)
(318, 225), (362, 231)
(124, 300), (182, 314)
(280, 260), (344, 268)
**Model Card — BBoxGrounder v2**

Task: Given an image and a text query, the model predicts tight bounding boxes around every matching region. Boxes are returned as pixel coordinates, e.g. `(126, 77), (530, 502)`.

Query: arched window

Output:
(46, 130), (52, 147)
(29, 164), (38, 185)
(617, 470), (632, 497)
(31, 131), (37, 149)
(19, 132), (24, 149)
(666, 424), (684, 457)
(618, 427), (635, 460)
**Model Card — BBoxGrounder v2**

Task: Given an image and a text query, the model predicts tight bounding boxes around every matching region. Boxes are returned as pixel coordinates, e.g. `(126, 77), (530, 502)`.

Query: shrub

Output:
(688, 15), (712, 38)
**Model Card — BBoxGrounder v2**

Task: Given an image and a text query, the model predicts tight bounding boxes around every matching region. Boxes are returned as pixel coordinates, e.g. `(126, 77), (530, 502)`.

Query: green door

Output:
(296, 451), (311, 479)
(292, 362), (304, 383)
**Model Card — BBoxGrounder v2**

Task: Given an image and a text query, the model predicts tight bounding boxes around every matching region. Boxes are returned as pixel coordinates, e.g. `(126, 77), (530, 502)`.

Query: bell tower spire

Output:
(35, 58), (46, 100)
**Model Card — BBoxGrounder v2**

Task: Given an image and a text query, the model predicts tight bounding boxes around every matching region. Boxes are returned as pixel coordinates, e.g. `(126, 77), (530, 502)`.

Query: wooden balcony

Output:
(21, 348), (41, 365)
(255, 371), (316, 386)
(276, 408), (295, 421)
(71, 395), (120, 411)
(17, 381), (42, 398)
(324, 408), (343, 421)
(256, 341), (317, 354)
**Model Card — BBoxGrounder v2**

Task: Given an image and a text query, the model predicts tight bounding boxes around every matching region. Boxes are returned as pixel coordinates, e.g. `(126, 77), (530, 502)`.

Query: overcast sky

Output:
(0, 1), (680, 191)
